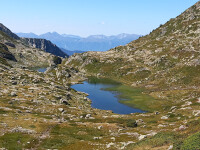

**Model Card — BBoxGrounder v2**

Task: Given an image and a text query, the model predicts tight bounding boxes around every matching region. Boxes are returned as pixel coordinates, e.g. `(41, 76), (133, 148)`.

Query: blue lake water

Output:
(71, 80), (145, 114)
(37, 68), (47, 72)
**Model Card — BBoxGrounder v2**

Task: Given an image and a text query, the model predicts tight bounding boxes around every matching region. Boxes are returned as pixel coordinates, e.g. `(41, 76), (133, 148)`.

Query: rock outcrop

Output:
(0, 23), (20, 40)
(21, 38), (68, 58)
(0, 43), (16, 61)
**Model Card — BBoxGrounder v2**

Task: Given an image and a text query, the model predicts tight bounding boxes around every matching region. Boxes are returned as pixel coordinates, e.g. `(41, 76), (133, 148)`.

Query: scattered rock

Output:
(182, 101), (192, 107)
(10, 92), (17, 97)
(138, 135), (147, 140)
(179, 125), (187, 131)
(11, 127), (36, 134)
(193, 110), (200, 117)
(197, 97), (200, 103)
(146, 132), (157, 137)
(161, 116), (168, 120)
(106, 142), (115, 148)
(168, 145), (173, 150)
(93, 137), (102, 140)
(136, 119), (144, 125)
(97, 126), (103, 130)
(58, 108), (64, 112)
(111, 137), (115, 141)
(85, 114), (91, 118)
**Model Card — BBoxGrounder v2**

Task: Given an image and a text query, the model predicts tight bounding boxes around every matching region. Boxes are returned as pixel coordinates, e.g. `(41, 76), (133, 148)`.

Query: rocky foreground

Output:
(0, 66), (199, 149)
(0, 1), (199, 150)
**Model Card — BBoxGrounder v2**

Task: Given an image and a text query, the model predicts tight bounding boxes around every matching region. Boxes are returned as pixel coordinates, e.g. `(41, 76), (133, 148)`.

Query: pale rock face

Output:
(193, 110), (200, 116)
(182, 101), (192, 107)
(138, 135), (147, 140)
(136, 119), (144, 125)
(10, 127), (36, 134)
(85, 114), (91, 118)
(58, 108), (64, 112)
(168, 145), (173, 150)
(98, 126), (103, 130)
(10, 91), (17, 97)
(21, 38), (67, 58)
(106, 142), (115, 148)
(161, 116), (169, 120)
(197, 97), (200, 103)
(179, 125), (187, 130)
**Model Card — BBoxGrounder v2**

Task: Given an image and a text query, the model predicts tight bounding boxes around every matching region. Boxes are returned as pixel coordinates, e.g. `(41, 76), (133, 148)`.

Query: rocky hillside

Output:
(21, 38), (68, 58)
(0, 23), (66, 69)
(0, 23), (20, 40)
(67, 1), (200, 90)
(0, 2), (199, 150)
(64, 1), (200, 145)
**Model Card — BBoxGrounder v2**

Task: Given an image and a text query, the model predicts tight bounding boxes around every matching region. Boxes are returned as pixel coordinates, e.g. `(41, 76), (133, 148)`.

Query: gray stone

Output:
(161, 116), (169, 120)
(10, 92), (17, 97)
(136, 119), (144, 125)
(58, 108), (64, 112)
(138, 135), (147, 140)
(179, 125), (187, 130)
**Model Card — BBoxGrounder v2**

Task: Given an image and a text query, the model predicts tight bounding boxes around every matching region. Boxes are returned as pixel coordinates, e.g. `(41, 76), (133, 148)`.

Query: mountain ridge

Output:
(0, 23), (67, 58)
(0, 23), (66, 68)
(17, 32), (142, 51)
(21, 37), (68, 58)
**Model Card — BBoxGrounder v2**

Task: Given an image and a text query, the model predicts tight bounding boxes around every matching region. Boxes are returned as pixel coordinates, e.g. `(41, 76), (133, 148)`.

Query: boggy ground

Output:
(0, 65), (199, 150)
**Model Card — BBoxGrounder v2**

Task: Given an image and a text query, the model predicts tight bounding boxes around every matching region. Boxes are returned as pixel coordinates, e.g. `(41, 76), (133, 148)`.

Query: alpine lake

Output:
(71, 77), (155, 114)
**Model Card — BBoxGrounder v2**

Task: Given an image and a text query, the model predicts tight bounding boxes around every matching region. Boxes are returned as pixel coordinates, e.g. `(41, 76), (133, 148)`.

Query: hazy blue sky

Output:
(0, 0), (199, 37)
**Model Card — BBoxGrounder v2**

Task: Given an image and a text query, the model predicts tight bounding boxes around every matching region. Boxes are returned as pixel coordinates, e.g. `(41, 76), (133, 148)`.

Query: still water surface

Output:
(37, 68), (47, 72)
(71, 79), (145, 114)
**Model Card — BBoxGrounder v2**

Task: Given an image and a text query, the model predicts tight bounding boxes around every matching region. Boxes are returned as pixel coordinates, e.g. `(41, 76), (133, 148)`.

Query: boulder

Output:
(58, 108), (64, 112)
(10, 92), (17, 97)
(136, 119), (144, 125)
(193, 110), (200, 117)
(138, 135), (147, 140)
(161, 116), (169, 120)
(179, 125), (187, 131)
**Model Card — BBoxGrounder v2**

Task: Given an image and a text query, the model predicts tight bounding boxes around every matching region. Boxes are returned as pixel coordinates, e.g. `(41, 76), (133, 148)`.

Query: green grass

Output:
(181, 132), (200, 150)
(0, 133), (38, 150)
(0, 56), (10, 67)
(0, 109), (7, 114)
(87, 76), (121, 85)
(85, 76), (162, 111)
(105, 84), (164, 112)
(127, 132), (183, 150)
(39, 124), (106, 149)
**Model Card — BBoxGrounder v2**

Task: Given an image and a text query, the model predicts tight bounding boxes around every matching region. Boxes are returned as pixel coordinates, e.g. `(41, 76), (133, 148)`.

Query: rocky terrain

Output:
(67, 1), (200, 109)
(21, 38), (67, 58)
(0, 23), (67, 66)
(0, 24), (64, 70)
(0, 65), (200, 150)
(0, 1), (199, 150)
(64, 1), (200, 149)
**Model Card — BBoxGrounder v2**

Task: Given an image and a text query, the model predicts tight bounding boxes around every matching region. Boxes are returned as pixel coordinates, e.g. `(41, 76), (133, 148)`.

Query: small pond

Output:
(37, 68), (47, 73)
(71, 77), (147, 114)
(31, 67), (47, 73)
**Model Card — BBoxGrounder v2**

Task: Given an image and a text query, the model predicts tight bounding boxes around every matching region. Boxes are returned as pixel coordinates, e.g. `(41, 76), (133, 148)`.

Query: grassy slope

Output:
(64, 2), (200, 149)
(66, 1), (200, 111)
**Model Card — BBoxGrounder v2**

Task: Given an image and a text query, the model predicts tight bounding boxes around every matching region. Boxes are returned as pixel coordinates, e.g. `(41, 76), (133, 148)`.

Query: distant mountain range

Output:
(60, 48), (86, 56)
(16, 32), (142, 52)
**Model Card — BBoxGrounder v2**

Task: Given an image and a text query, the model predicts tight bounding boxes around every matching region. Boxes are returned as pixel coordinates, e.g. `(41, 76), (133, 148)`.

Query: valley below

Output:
(0, 1), (199, 150)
